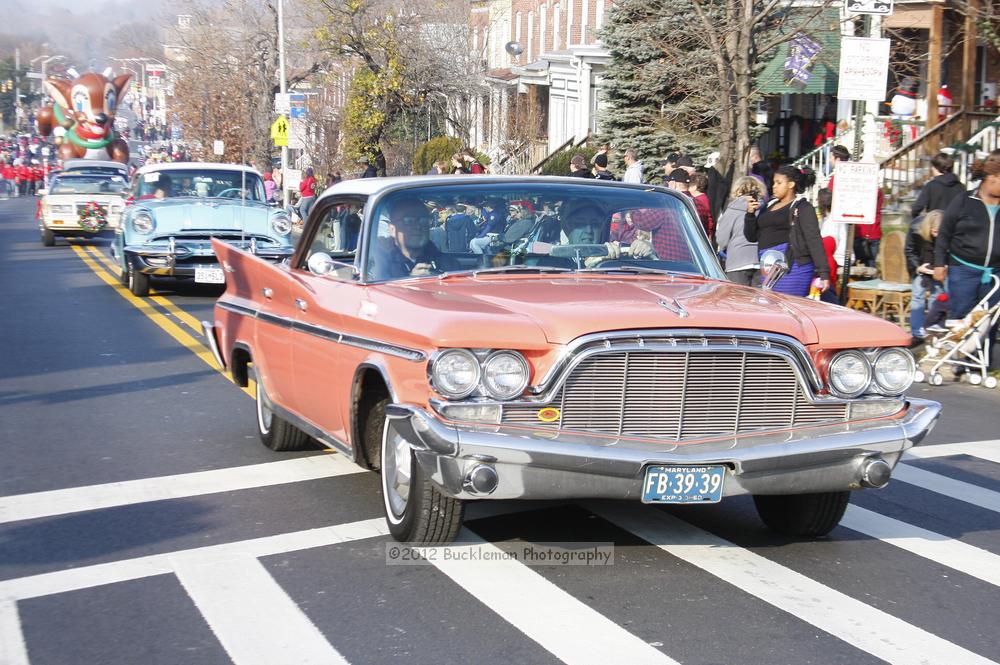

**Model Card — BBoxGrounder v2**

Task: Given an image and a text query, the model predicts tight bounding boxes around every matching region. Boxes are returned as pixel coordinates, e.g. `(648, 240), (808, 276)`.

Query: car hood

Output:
(137, 199), (276, 234)
(373, 275), (909, 348)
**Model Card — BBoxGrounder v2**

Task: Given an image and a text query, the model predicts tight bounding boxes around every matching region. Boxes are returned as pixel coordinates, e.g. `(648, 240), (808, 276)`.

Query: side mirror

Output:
(759, 249), (789, 291)
(307, 252), (358, 279)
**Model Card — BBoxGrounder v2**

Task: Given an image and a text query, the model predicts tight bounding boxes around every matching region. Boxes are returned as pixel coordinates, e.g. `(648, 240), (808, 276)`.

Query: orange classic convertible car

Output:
(203, 176), (940, 543)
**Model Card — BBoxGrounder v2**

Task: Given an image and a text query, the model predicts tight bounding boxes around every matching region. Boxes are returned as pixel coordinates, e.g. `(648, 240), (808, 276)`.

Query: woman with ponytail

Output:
(744, 165), (830, 297)
(933, 149), (1000, 321)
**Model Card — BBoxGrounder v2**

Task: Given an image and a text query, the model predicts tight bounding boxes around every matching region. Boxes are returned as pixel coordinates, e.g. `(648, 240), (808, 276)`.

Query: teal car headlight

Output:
(132, 212), (155, 235)
(271, 213), (292, 236)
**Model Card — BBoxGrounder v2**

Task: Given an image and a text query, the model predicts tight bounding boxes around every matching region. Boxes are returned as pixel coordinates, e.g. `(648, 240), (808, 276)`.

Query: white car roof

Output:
(136, 161), (262, 176)
(316, 174), (666, 200)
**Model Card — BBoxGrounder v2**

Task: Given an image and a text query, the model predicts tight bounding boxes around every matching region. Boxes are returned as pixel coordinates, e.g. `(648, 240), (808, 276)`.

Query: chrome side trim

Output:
(216, 299), (426, 362)
(201, 320), (227, 369)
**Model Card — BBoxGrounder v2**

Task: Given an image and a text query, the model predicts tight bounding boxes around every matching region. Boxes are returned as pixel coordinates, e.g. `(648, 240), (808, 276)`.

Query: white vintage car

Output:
(38, 173), (128, 246)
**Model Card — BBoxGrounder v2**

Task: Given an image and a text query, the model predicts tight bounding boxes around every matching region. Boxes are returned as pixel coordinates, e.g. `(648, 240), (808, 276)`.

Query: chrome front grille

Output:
(501, 351), (848, 440)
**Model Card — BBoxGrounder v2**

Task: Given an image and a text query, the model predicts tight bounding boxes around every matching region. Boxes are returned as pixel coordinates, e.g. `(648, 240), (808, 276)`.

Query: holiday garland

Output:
(78, 201), (108, 232)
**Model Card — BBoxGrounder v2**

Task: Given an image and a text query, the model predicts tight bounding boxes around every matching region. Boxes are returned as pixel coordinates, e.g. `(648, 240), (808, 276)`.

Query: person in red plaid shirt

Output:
(609, 206), (694, 263)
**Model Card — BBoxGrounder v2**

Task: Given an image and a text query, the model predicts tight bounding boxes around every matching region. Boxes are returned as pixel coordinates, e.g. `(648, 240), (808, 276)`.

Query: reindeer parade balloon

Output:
(36, 68), (131, 163)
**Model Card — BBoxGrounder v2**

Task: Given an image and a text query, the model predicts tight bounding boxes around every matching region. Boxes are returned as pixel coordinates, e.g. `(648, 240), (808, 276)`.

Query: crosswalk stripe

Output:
(0, 455), (364, 525)
(175, 557), (348, 665)
(893, 463), (1000, 514)
(592, 504), (998, 665)
(0, 518), (387, 602)
(841, 505), (1000, 587)
(427, 530), (679, 665)
(0, 601), (29, 665)
(907, 441), (1000, 465)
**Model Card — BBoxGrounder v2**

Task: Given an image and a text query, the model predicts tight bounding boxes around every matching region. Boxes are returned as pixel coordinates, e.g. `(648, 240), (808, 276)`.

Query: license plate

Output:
(641, 465), (726, 504)
(195, 267), (226, 284)
(52, 220), (63, 225)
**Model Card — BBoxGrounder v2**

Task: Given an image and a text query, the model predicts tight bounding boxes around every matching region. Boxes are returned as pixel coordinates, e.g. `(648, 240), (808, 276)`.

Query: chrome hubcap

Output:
(383, 428), (412, 519)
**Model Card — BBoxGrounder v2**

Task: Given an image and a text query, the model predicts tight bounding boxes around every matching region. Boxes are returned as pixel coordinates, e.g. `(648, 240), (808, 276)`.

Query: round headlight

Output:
(828, 351), (872, 397)
(132, 212), (155, 234)
(271, 214), (292, 236)
(482, 351), (529, 400)
(873, 348), (915, 394)
(431, 349), (481, 399)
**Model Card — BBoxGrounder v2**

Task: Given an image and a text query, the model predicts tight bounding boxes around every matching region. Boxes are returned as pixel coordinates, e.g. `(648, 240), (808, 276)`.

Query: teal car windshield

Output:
(50, 175), (127, 195)
(364, 183), (723, 282)
(137, 169), (266, 202)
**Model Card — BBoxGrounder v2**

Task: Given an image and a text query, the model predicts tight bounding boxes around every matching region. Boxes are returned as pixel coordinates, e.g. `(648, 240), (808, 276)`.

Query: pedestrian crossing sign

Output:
(271, 115), (289, 146)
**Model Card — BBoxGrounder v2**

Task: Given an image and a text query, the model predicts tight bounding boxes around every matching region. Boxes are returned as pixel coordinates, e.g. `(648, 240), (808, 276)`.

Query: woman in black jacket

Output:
(745, 165), (830, 297)
(933, 150), (1000, 320)
(905, 211), (944, 338)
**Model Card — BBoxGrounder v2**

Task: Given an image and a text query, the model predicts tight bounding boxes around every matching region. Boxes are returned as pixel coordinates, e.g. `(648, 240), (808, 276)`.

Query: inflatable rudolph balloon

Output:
(36, 68), (131, 163)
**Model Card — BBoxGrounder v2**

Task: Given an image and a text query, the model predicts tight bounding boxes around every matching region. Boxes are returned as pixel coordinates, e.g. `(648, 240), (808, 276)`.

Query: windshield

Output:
(363, 183), (723, 282)
(50, 175), (127, 195)
(136, 169), (266, 202)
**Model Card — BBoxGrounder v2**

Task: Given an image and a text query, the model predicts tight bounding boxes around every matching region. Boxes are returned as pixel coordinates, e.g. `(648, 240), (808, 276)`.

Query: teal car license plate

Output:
(641, 465), (726, 504)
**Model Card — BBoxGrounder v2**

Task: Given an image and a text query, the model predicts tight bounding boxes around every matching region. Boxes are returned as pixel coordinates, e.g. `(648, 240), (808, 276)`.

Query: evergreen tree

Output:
(598, 0), (719, 179)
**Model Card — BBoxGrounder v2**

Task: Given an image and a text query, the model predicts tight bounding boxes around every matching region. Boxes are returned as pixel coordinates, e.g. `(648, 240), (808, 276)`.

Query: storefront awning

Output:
(756, 10), (842, 95)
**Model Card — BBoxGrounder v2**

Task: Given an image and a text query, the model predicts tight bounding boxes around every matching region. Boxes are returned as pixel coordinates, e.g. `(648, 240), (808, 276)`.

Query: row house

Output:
(470, 0), (613, 166)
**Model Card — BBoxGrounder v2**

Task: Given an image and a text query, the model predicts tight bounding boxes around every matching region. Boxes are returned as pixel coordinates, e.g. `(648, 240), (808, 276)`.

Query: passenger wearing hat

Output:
(667, 168), (690, 192)
(593, 153), (615, 180)
(674, 154), (696, 176)
(658, 153), (679, 183)
(358, 155), (377, 178)
(569, 153), (594, 178)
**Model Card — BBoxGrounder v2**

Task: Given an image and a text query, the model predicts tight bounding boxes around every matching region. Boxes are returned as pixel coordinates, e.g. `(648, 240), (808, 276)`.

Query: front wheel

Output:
(127, 262), (150, 296)
(380, 408), (464, 543)
(753, 491), (850, 538)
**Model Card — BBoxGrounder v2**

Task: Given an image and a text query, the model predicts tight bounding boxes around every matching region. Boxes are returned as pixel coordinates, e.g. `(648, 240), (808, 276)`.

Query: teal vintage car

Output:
(111, 162), (294, 296)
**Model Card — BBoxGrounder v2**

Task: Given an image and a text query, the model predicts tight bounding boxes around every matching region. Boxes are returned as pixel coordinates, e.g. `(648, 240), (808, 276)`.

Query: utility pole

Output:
(14, 48), (20, 131)
(278, 0), (289, 206)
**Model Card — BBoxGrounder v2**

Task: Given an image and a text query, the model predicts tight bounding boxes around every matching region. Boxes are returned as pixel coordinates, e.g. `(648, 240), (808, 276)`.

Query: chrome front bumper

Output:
(385, 398), (941, 501)
(123, 240), (293, 275)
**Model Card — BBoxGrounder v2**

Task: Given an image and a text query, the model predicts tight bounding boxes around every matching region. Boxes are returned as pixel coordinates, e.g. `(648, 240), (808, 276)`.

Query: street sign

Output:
(837, 37), (891, 102)
(830, 162), (880, 225)
(289, 93), (307, 119)
(846, 0), (893, 15)
(270, 115), (289, 147)
(274, 93), (290, 114)
(288, 119), (305, 149)
(213, 140), (225, 156)
(26, 72), (42, 80)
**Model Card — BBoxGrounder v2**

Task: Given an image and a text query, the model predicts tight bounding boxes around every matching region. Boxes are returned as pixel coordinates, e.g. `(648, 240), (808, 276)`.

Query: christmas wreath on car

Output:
(78, 201), (107, 232)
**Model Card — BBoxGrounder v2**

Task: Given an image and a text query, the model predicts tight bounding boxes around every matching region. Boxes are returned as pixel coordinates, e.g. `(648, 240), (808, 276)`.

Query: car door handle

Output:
(295, 298), (307, 311)
(261, 287), (273, 299)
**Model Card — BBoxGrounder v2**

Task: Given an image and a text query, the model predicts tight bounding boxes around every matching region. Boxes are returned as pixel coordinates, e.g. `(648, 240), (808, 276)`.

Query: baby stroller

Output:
(914, 275), (1000, 388)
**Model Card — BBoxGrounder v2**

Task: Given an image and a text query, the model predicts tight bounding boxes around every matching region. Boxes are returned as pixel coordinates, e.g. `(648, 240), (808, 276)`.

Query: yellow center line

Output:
(71, 244), (255, 399)
(82, 245), (204, 336)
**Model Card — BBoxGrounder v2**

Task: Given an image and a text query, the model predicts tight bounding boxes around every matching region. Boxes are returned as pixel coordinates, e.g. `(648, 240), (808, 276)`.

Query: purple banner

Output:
(783, 33), (822, 90)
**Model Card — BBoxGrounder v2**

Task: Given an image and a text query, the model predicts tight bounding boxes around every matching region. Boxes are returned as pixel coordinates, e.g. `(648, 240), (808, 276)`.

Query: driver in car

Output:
(370, 198), (460, 280)
(557, 199), (656, 265)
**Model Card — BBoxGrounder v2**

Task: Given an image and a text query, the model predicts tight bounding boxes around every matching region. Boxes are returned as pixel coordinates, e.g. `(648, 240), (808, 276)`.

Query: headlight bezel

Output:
(270, 213), (292, 236)
(872, 347), (916, 394)
(132, 211), (155, 235)
(481, 350), (530, 400)
(429, 349), (482, 400)
(827, 350), (873, 398)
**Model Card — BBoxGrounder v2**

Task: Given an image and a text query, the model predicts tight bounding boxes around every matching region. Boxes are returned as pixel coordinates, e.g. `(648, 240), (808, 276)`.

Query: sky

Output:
(3, 0), (170, 68)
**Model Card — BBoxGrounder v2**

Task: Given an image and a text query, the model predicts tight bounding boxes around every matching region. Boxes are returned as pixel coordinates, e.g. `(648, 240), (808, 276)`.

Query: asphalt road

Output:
(1, 195), (998, 665)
